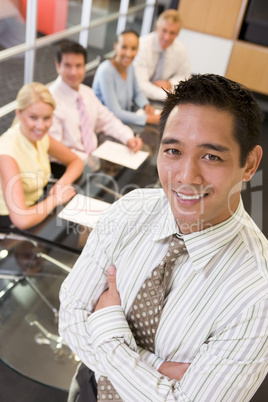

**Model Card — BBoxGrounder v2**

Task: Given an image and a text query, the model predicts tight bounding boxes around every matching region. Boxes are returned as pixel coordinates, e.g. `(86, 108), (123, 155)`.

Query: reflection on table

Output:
(0, 232), (80, 391)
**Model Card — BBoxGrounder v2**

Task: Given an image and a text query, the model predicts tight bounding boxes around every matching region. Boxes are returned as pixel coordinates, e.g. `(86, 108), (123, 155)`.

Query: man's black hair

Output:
(159, 74), (263, 167)
(55, 39), (87, 64)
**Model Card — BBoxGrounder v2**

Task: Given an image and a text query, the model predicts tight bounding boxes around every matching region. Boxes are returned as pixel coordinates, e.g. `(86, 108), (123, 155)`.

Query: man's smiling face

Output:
(157, 103), (255, 234)
(56, 53), (86, 91)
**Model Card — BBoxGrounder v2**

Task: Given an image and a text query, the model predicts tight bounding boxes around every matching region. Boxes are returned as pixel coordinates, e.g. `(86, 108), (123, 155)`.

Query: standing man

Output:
(59, 74), (267, 401)
(49, 40), (142, 163)
(133, 9), (191, 101)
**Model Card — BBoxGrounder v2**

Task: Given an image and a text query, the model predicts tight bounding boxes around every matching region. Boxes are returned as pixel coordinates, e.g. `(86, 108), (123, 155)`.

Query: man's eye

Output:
(165, 149), (180, 155)
(205, 154), (221, 161)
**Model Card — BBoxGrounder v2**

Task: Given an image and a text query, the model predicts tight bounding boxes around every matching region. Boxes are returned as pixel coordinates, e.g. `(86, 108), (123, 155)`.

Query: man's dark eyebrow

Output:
(160, 138), (181, 145)
(198, 143), (231, 153)
(160, 138), (231, 153)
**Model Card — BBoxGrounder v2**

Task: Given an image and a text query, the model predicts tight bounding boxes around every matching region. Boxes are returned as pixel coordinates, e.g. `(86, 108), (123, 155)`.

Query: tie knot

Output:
(77, 94), (83, 108)
(166, 234), (187, 258)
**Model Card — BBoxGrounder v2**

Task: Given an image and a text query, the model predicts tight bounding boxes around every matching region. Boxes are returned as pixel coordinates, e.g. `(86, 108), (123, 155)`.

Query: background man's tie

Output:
(151, 50), (165, 83)
(97, 234), (187, 401)
(77, 94), (95, 155)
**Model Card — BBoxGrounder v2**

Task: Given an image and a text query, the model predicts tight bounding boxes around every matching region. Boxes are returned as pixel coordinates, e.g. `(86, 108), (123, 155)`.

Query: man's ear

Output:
(243, 145), (263, 182)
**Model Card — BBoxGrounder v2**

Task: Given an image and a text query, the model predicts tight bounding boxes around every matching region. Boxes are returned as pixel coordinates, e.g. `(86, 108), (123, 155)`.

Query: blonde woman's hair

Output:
(156, 9), (181, 27)
(13, 82), (55, 126)
(16, 82), (56, 111)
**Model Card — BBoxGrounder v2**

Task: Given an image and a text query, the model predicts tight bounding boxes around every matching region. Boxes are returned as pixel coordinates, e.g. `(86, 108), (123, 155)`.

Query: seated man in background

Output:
(49, 40), (142, 164)
(134, 9), (191, 101)
(59, 74), (267, 401)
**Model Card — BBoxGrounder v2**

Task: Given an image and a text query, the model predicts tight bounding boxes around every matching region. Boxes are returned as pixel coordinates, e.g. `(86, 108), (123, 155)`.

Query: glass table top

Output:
(0, 232), (80, 391)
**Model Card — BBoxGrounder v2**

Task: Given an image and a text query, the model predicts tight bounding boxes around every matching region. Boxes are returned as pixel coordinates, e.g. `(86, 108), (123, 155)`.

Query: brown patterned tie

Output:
(97, 234), (187, 401)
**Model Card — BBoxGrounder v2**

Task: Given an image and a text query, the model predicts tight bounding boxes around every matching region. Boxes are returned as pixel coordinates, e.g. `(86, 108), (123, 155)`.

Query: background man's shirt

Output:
(49, 77), (134, 161)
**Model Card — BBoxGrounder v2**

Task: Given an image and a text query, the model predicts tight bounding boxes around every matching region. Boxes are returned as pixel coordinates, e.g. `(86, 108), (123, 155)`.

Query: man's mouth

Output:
(176, 192), (207, 200)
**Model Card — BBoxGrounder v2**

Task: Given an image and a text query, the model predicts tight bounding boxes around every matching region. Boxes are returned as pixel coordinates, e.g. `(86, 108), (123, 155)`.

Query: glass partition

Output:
(0, 0), (155, 123)
(0, 55), (24, 109)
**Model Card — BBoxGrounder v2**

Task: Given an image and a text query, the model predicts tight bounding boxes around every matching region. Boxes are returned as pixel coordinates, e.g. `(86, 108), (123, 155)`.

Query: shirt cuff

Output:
(138, 347), (164, 370)
(122, 126), (135, 144)
(88, 305), (136, 348)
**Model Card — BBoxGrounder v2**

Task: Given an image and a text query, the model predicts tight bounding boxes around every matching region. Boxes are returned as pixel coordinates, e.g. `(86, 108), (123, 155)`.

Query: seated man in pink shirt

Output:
(49, 40), (142, 164)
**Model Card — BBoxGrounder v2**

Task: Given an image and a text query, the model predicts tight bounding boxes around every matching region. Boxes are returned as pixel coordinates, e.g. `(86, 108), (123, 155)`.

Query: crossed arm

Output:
(95, 265), (190, 381)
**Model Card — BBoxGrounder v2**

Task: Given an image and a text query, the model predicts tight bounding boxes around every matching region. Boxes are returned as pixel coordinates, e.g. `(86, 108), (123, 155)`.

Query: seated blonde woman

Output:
(0, 82), (84, 230)
(92, 30), (160, 126)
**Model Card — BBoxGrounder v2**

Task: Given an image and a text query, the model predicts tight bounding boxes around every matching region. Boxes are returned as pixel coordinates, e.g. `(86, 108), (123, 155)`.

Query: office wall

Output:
(178, 0), (268, 95)
(178, 0), (245, 39)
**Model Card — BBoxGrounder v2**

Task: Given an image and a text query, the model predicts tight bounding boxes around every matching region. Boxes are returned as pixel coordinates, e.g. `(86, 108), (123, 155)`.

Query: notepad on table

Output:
(58, 194), (111, 228)
(92, 141), (149, 170)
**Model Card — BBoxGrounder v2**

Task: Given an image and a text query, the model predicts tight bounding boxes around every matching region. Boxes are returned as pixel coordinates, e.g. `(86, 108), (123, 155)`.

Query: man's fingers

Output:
(127, 137), (143, 153)
(107, 265), (117, 290)
(133, 137), (143, 152)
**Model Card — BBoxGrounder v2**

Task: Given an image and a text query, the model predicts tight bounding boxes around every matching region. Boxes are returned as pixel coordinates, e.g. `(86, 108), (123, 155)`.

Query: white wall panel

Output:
(178, 29), (233, 76)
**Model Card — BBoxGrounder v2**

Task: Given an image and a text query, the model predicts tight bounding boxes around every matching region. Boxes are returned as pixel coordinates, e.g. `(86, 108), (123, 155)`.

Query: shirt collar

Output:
(152, 195), (247, 271)
(186, 199), (247, 270)
(151, 191), (179, 241)
(153, 32), (164, 54)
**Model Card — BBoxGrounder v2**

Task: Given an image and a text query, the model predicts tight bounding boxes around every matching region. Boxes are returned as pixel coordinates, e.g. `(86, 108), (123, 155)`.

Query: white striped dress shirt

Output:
(59, 189), (268, 401)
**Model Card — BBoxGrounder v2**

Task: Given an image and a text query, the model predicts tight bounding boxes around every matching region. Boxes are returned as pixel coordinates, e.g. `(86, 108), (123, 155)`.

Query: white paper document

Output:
(92, 141), (149, 170)
(58, 194), (111, 228)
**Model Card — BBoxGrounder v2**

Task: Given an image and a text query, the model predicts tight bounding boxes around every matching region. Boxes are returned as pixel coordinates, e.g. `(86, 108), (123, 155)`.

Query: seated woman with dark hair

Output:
(92, 30), (160, 127)
(0, 82), (84, 230)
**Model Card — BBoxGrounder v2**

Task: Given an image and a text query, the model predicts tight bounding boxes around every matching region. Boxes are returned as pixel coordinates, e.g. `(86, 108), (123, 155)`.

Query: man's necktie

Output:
(97, 234), (187, 402)
(77, 94), (95, 155)
(151, 50), (165, 83)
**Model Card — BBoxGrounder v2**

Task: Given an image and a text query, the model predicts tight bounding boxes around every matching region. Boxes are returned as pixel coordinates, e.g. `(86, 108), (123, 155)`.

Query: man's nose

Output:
(70, 66), (78, 74)
(176, 159), (203, 184)
(164, 32), (172, 41)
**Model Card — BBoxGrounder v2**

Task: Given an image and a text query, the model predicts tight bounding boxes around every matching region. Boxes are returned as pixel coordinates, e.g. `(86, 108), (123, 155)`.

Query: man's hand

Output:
(95, 268), (190, 381)
(95, 266), (121, 312)
(158, 361), (190, 381)
(144, 104), (155, 115)
(127, 137), (143, 153)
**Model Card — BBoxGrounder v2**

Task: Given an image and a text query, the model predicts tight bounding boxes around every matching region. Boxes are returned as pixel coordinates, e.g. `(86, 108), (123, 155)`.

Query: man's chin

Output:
(172, 209), (211, 234)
